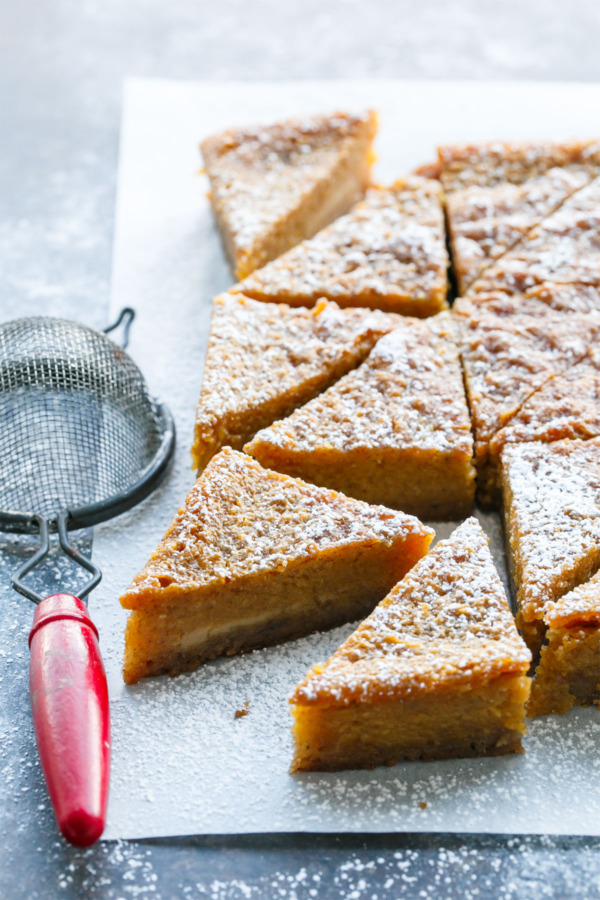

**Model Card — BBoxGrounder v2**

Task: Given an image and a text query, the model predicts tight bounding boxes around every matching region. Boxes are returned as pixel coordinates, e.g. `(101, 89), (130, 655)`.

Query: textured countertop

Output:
(1, 1), (600, 897)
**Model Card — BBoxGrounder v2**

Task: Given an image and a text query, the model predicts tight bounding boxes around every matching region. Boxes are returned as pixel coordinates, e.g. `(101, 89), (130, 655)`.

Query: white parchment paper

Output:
(95, 78), (600, 839)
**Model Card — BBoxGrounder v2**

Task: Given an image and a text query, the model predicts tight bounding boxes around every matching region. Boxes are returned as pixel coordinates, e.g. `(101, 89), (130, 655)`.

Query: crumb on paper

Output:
(235, 701), (250, 719)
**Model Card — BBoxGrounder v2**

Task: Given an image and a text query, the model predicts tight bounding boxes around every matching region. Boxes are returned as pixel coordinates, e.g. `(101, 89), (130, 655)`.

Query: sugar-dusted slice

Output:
(471, 177), (600, 295)
(438, 139), (600, 294)
(528, 572), (600, 716)
(455, 302), (600, 507)
(490, 344), (600, 471)
(438, 140), (600, 193)
(445, 170), (592, 295)
(201, 110), (377, 280)
(500, 438), (600, 654)
(191, 293), (404, 472)
(245, 313), (475, 520)
(290, 518), (531, 772)
(231, 178), (449, 317)
(121, 449), (434, 684)
(454, 283), (600, 320)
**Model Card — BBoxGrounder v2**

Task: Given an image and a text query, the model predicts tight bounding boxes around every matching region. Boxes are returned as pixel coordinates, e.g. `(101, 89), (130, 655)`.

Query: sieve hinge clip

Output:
(11, 511), (102, 605)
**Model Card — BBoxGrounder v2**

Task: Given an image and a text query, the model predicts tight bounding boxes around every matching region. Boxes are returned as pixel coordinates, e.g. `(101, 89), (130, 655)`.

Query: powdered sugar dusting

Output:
(191, 293), (403, 468)
(235, 178), (449, 314)
(502, 438), (600, 624)
(292, 518), (530, 706)
(201, 110), (374, 266)
(121, 449), (431, 602)
(545, 569), (600, 628)
(91, 78), (600, 843)
(246, 312), (473, 455)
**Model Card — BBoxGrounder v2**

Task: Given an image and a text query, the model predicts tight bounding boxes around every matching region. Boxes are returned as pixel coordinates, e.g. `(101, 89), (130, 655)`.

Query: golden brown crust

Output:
(231, 178), (449, 316)
(121, 449), (433, 611)
(201, 110), (377, 279)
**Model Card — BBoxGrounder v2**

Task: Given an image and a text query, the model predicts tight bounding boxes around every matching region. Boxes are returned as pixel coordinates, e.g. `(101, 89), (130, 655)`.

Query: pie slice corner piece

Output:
(230, 176), (449, 317)
(245, 311), (475, 521)
(191, 293), (405, 473)
(289, 517), (532, 772)
(120, 449), (434, 685)
(500, 437), (600, 655)
(528, 571), (600, 717)
(201, 110), (377, 280)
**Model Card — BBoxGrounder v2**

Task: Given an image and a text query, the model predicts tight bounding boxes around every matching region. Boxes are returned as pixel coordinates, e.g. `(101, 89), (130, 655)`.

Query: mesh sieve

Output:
(0, 311), (175, 532)
(0, 310), (175, 601)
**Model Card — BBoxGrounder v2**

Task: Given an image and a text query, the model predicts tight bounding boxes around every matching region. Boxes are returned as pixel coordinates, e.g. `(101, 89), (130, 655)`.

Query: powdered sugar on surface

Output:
(93, 78), (600, 841)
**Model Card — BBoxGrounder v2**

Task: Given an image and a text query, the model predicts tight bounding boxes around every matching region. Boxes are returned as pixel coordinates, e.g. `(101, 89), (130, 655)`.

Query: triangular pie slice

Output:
(191, 293), (404, 472)
(489, 344), (600, 480)
(500, 438), (600, 654)
(528, 571), (600, 717)
(121, 449), (434, 684)
(438, 139), (600, 293)
(290, 518), (531, 772)
(471, 177), (600, 295)
(231, 178), (449, 317)
(201, 110), (377, 280)
(455, 299), (600, 507)
(245, 313), (475, 520)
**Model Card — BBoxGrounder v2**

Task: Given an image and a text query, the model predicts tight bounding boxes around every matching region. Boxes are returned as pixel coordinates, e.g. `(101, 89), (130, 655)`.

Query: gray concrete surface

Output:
(1, 2), (600, 898)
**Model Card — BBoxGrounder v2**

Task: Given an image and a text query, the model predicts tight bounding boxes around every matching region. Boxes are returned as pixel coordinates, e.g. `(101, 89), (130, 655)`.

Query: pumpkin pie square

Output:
(245, 312), (475, 520)
(201, 110), (377, 280)
(231, 178), (449, 317)
(121, 449), (433, 684)
(290, 518), (531, 772)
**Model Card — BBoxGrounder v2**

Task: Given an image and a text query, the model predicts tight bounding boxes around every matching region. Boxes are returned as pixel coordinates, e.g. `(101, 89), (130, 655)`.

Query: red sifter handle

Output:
(28, 594), (110, 847)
